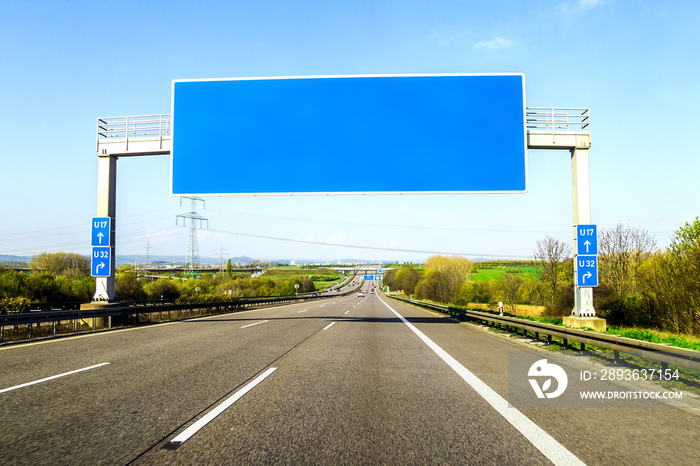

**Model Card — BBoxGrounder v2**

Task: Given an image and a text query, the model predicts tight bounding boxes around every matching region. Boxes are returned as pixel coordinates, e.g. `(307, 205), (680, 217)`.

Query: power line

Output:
(207, 208), (572, 234)
(207, 228), (530, 259)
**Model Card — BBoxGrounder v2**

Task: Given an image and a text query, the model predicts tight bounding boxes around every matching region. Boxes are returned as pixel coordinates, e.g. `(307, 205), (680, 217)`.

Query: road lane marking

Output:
(323, 322), (335, 330)
(344, 311), (350, 315)
(378, 297), (586, 466)
(170, 367), (276, 446)
(297, 309), (309, 314)
(0, 362), (111, 394)
(240, 320), (269, 329)
(320, 305), (326, 308)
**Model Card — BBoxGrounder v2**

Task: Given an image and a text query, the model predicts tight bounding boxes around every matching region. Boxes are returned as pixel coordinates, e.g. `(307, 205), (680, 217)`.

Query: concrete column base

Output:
(79, 302), (124, 328)
(563, 316), (606, 332)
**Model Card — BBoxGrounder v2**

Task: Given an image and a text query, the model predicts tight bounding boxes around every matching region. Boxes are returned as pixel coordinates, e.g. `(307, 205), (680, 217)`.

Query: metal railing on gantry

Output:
(96, 114), (172, 155)
(95, 108), (590, 156)
(526, 107), (590, 134)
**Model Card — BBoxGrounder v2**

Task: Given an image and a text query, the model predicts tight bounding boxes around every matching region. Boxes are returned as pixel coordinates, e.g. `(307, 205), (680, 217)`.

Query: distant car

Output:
(358, 291), (364, 297)
(370, 289), (374, 294)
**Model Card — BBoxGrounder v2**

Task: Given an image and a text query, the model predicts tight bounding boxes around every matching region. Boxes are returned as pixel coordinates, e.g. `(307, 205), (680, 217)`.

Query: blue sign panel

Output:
(91, 247), (111, 277)
(576, 255), (598, 287)
(363, 275), (383, 281)
(171, 74), (527, 195)
(576, 224), (597, 255)
(91, 217), (111, 247)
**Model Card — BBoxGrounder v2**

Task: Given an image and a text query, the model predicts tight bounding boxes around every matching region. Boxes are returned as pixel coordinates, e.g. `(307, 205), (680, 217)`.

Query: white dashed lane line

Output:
(170, 367), (277, 446)
(240, 320), (269, 329)
(0, 363), (111, 394)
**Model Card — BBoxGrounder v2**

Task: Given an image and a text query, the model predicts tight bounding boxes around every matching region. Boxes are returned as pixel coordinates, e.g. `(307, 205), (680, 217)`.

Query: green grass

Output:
(470, 265), (541, 282)
(605, 327), (700, 351)
(263, 268), (343, 288)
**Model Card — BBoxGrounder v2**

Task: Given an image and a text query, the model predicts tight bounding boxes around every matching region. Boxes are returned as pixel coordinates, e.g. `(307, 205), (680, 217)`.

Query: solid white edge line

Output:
(240, 320), (269, 329)
(323, 322), (335, 330)
(0, 362), (111, 394)
(377, 297), (586, 466)
(170, 367), (277, 446)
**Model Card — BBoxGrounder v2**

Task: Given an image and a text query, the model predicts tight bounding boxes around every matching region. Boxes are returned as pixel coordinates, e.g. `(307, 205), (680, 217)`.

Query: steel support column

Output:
(571, 147), (595, 317)
(92, 155), (117, 302)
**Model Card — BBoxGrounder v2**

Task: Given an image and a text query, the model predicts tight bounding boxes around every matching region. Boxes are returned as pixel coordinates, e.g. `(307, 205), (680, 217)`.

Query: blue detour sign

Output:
(576, 224), (597, 255)
(91, 247), (111, 277)
(576, 255), (598, 287)
(171, 74), (527, 195)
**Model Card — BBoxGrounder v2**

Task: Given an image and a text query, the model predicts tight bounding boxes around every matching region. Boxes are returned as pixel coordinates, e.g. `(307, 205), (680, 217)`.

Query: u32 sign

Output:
(576, 255), (598, 287)
(91, 247), (111, 277)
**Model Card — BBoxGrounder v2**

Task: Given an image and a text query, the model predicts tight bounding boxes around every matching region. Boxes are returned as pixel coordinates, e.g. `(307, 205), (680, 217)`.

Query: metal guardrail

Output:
(0, 282), (363, 343)
(27, 298), (178, 312)
(526, 107), (590, 133)
(389, 295), (700, 372)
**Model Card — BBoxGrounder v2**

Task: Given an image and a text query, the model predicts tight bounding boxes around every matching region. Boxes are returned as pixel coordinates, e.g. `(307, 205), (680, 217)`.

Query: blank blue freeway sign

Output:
(171, 74), (527, 195)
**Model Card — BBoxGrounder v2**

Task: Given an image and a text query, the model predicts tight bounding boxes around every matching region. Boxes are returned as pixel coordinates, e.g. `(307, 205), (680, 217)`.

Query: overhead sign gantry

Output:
(92, 74), (601, 329)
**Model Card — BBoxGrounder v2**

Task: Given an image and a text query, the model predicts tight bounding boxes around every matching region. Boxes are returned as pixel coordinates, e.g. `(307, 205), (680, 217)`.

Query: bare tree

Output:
(598, 223), (656, 295)
(533, 236), (572, 304)
(29, 252), (90, 278)
(498, 272), (523, 313)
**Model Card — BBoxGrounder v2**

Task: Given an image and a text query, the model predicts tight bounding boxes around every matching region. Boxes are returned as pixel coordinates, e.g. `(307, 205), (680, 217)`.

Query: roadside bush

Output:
(0, 296), (30, 314)
(543, 284), (575, 318)
(596, 292), (654, 328)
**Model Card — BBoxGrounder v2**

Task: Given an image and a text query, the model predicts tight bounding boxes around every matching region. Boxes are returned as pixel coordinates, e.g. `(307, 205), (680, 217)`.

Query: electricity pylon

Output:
(176, 197), (208, 277)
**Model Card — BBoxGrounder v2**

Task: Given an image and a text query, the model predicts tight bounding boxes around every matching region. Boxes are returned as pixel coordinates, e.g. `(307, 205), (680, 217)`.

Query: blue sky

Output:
(1, 0), (698, 263)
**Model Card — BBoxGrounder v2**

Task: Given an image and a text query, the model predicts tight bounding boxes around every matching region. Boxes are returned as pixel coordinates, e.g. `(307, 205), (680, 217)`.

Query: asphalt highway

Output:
(1, 282), (698, 465)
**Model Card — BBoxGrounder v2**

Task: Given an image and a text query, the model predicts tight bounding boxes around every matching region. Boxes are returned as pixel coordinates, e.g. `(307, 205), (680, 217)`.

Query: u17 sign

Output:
(171, 74), (527, 196)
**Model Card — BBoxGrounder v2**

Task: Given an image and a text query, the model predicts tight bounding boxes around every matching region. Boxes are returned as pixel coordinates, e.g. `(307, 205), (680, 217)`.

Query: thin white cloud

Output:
(432, 29), (471, 47)
(473, 37), (514, 50)
(325, 232), (347, 245)
(558, 0), (603, 15)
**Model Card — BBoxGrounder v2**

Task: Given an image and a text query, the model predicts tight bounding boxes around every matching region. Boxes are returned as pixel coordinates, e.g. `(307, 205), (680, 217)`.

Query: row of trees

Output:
(596, 219), (699, 335)
(384, 218), (700, 335)
(0, 255), (323, 312)
(115, 267), (318, 302)
(1, 253), (95, 311)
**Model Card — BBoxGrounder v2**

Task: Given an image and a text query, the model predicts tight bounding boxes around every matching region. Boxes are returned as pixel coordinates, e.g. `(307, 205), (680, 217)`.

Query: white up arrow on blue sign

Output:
(576, 224), (597, 255)
(91, 217), (111, 247)
(91, 247), (111, 277)
(576, 255), (598, 287)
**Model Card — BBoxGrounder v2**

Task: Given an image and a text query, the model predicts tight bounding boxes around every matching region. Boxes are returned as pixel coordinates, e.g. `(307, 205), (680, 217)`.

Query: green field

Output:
(470, 265), (541, 282)
(263, 267), (344, 290)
